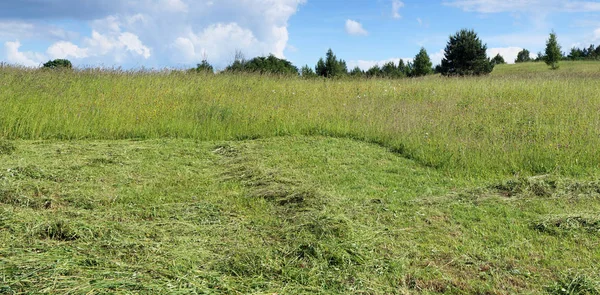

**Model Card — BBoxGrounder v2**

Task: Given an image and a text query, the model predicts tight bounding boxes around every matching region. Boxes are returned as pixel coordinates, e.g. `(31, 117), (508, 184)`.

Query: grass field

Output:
(1, 61), (600, 294)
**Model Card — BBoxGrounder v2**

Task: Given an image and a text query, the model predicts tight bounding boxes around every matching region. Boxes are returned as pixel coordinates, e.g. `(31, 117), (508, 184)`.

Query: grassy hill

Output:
(1, 62), (600, 294)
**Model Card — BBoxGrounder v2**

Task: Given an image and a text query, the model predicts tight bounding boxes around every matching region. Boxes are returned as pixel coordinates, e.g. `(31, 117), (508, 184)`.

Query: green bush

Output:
(43, 59), (73, 70)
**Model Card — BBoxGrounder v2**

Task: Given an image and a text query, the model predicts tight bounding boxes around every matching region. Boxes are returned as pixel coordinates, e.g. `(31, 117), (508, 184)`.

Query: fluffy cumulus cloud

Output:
(594, 28), (600, 42)
(345, 20), (368, 36)
(0, 0), (305, 68)
(392, 0), (404, 19)
(3, 41), (45, 67)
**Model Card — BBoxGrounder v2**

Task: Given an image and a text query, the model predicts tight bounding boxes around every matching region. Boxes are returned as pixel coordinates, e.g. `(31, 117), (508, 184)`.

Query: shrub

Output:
(42, 59), (73, 70)
(225, 54), (298, 76)
(192, 60), (214, 74)
(491, 53), (506, 65)
(515, 49), (532, 63)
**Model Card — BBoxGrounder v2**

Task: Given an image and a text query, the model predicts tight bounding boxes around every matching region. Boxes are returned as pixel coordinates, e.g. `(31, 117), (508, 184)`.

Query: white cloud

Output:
(429, 49), (445, 66)
(3, 41), (45, 67)
(392, 0), (404, 19)
(161, 0), (188, 13)
(43, 29), (151, 64)
(1, 0), (306, 68)
(47, 41), (89, 59)
(487, 47), (535, 64)
(345, 19), (368, 36)
(119, 32), (151, 59)
(172, 37), (196, 61)
(594, 28), (600, 42)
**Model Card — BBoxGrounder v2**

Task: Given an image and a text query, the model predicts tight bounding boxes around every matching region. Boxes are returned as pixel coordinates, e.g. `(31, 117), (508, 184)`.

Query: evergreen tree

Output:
(440, 29), (493, 76)
(491, 53), (505, 65)
(568, 47), (583, 60)
(315, 58), (327, 77)
(412, 47), (432, 77)
(381, 61), (402, 78)
(515, 49), (531, 63)
(545, 31), (562, 70)
(315, 49), (348, 78)
(397, 59), (407, 76)
(349, 66), (364, 77)
(325, 49), (347, 77)
(301, 65), (317, 78)
(366, 65), (382, 78)
(535, 52), (546, 62)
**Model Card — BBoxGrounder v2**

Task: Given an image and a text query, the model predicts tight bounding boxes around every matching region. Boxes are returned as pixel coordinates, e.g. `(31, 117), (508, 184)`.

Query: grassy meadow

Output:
(1, 61), (600, 294)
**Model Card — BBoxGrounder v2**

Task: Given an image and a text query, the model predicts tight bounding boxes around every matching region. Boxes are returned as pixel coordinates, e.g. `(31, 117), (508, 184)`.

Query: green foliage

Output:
(301, 65), (318, 78)
(545, 31), (562, 70)
(398, 59), (411, 76)
(568, 44), (600, 61)
(546, 272), (600, 295)
(225, 54), (298, 75)
(440, 29), (494, 76)
(491, 53), (506, 65)
(192, 60), (214, 74)
(381, 61), (401, 78)
(516, 49), (532, 63)
(42, 59), (72, 70)
(349, 66), (364, 77)
(315, 49), (347, 78)
(535, 52), (546, 62)
(412, 47), (432, 77)
(363, 60), (408, 78)
(365, 64), (381, 78)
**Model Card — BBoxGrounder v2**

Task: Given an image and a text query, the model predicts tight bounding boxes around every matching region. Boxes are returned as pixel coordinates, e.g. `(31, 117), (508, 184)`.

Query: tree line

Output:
(190, 29), (494, 77)
(516, 43), (600, 63)
(41, 29), (579, 76)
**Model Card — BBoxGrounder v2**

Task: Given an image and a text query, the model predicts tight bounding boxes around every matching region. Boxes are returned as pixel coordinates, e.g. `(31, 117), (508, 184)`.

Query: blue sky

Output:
(1, 0), (599, 70)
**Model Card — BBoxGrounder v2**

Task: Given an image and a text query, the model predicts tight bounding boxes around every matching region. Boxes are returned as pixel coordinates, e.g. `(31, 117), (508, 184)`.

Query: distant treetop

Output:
(43, 59), (73, 69)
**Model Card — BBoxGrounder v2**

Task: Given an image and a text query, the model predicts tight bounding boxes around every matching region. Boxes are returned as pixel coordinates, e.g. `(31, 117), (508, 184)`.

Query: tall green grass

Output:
(1, 62), (600, 178)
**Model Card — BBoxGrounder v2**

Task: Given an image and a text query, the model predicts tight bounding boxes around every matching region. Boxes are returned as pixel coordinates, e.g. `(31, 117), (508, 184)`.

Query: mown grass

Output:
(1, 137), (599, 294)
(2, 61), (600, 179)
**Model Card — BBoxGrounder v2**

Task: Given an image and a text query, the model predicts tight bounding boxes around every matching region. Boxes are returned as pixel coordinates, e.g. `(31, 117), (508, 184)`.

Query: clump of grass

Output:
(0, 187), (51, 209)
(38, 220), (80, 241)
(5, 165), (47, 180)
(0, 139), (16, 155)
(534, 216), (600, 235)
(547, 272), (600, 295)
(491, 175), (600, 198)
